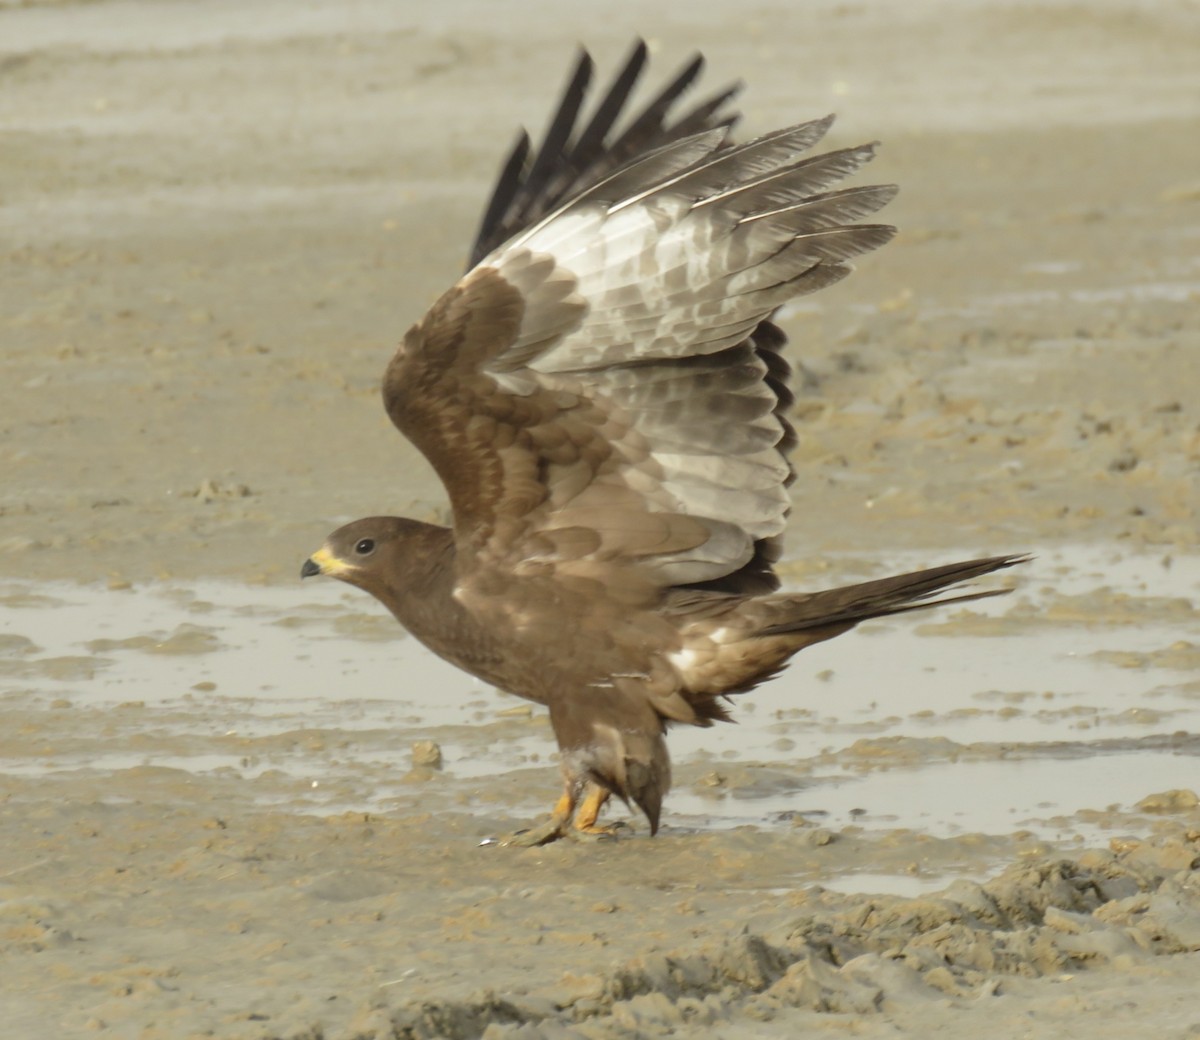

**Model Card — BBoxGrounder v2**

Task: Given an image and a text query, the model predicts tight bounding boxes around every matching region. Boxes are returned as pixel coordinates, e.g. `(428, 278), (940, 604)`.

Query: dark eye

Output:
(354, 538), (376, 556)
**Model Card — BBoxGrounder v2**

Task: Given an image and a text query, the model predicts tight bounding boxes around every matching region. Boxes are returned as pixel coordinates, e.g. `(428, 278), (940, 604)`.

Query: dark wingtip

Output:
(468, 40), (742, 266)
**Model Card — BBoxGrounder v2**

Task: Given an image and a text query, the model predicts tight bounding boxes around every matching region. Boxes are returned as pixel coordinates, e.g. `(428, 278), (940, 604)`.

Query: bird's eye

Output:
(354, 538), (376, 556)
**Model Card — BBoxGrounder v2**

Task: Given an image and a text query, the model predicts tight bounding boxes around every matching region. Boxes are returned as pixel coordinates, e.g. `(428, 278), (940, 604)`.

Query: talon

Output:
(498, 783), (621, 846)
(501, 820), (567, 847)
(500, 791), (574, 846)
(570, 821), (625, 843)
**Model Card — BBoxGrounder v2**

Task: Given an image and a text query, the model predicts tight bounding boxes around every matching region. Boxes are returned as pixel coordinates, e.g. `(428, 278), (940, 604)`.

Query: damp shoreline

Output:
(2, 1), (1199, 1037)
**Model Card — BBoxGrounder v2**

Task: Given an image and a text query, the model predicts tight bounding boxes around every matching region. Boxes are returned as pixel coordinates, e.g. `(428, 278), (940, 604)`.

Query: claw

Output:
(569, 820), (626, 843)
(501, 820), (568, 847)
(497, 782), (620, 846)
(499, 791), (573, 846)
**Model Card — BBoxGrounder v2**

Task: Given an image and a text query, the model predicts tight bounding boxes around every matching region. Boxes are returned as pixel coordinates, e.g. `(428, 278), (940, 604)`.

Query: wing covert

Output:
(384, 48), (897, 607)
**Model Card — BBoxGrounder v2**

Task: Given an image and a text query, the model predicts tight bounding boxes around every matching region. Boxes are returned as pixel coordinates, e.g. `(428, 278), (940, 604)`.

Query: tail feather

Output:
(755, 553), (1030, 636)
(623, 748), (669, 835)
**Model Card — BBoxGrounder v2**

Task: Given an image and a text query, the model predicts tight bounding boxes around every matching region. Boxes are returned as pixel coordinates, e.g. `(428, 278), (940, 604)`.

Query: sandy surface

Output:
(2, 1), (1199, 1037)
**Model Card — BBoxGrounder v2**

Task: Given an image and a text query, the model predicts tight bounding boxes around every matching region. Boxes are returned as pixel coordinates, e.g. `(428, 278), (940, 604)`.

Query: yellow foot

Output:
(496, 784), (623, 847)
(500, 794), (572, 847)
(501, 819), (568, 847)
(569, 820), (627, 843)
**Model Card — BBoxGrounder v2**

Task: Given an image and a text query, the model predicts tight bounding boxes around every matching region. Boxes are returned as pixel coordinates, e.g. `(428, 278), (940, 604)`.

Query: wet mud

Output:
(1, 1), (1199, 1037)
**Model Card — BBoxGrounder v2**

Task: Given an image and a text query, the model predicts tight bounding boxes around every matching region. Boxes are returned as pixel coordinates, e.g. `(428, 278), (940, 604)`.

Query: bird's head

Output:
(301, 516), (453, 599)
(300, 517), (407, 590)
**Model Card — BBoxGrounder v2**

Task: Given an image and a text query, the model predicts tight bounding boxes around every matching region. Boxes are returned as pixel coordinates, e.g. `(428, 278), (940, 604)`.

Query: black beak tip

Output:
(300, 558), (321, 579)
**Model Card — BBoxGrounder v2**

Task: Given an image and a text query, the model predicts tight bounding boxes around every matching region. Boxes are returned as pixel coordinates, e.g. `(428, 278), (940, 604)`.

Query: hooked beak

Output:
(300, 547), (347, 579)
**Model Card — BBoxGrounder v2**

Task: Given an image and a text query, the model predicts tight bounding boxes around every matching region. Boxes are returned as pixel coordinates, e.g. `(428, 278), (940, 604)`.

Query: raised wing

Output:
(384, 81), (896, 604)
(468, 39), (741, 269)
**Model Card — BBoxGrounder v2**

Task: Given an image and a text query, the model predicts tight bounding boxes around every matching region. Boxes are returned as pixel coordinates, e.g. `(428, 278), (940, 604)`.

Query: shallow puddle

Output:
(1, 544), (1196, 868)
(669, 747), (1197, 841)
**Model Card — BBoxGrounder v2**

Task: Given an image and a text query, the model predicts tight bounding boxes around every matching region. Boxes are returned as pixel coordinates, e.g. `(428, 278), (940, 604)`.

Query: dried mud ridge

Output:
(345, 831), (1200, 1040)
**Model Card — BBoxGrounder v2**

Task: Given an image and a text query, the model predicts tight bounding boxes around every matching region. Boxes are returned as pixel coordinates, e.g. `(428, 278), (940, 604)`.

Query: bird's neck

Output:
(372, 521), (504, 680)
(374, 520), (456, 626)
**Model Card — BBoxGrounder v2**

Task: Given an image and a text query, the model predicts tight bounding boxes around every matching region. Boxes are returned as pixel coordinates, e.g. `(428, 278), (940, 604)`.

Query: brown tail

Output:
(754, 553), (1030, 636)
(621, 731), (671, 836)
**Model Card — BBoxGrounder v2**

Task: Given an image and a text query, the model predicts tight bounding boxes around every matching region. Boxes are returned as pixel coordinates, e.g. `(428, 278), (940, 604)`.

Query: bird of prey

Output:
(302, 41), (1025, 844)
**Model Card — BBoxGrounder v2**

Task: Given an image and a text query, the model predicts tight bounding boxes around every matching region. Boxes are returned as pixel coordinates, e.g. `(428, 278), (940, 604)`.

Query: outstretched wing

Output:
(384, 52), (896, 611)
(468, 39), (741, 269)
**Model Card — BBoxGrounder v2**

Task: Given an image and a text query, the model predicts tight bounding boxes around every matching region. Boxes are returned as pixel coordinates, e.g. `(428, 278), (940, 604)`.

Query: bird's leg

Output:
(570, 783), (622, 841)
(501, 789), (576, 847)
(501, 777), (623, 846)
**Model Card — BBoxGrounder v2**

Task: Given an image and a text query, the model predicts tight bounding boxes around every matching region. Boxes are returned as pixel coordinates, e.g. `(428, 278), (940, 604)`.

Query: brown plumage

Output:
(301, 42), (1027, 843)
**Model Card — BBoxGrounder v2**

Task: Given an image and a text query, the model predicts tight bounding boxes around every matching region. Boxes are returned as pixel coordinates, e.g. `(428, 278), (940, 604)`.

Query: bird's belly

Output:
(405, 618), (613, 709)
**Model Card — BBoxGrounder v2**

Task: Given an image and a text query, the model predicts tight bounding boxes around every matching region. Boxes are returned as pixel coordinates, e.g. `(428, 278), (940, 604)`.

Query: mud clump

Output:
(372, 836), (1200, 1039)
(1136, 789), (1200, 814)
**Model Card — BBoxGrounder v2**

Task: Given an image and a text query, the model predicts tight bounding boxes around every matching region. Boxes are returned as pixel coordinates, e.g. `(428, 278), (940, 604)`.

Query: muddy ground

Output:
(1, 1), (1199, 1038)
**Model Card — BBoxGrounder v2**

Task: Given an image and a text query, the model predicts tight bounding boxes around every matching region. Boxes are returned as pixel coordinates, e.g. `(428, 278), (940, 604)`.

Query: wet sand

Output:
(2, 1), (1199, 1037)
